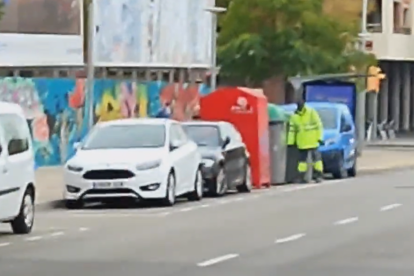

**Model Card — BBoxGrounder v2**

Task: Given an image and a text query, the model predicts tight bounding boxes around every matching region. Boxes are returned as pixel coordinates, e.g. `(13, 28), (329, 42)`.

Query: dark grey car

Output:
(182, 121), (252, 197)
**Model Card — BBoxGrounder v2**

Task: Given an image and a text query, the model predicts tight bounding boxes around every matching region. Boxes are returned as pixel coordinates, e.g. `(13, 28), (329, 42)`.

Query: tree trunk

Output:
(262, 75), (287, 104)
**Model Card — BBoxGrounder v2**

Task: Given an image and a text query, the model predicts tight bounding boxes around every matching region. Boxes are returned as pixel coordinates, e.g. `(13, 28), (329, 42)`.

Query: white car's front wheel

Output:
(187, 168), (203, 201)
(162, 172), (176, 206)
(11, 188), (35, 234)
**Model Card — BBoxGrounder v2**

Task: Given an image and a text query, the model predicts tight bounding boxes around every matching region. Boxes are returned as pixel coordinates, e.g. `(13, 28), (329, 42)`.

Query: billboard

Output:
(93, 0), (214, 68)
(0, 0), (84, 66)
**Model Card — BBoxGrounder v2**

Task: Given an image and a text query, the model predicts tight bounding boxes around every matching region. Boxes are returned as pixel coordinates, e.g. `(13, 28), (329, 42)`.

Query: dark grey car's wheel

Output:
(210, 167), (227, 197)
(237, 163), (252, 193)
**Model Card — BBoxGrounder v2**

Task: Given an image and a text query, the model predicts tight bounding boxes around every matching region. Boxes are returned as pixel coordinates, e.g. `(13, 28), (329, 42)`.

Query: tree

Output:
(217, 0), (375, 86)
(0, 0), (4, 21)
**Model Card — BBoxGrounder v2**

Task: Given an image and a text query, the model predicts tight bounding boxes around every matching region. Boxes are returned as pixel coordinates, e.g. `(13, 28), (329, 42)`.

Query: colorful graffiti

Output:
(0, 77), (211, 167)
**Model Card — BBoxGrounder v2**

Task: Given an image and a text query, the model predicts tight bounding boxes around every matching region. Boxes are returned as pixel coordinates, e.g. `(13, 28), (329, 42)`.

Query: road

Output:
(1, 169), (414, 276)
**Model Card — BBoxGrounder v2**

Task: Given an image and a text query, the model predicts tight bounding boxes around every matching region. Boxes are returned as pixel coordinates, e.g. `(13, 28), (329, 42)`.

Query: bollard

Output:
(305, 151), (313, 183)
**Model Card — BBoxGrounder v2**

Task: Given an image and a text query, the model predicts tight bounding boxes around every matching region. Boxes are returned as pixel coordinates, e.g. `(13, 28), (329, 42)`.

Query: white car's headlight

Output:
(136, 160), (161, 170)
(202, 159), (215, 167)
(66, 164), (83, 172)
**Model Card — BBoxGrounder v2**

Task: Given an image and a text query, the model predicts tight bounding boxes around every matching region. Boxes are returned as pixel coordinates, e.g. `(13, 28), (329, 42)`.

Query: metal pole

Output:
(86, 1), (95, 129)
(356, 0), (369, 155)
(210, 13), (217, 91)
(371, 93), (378, 139)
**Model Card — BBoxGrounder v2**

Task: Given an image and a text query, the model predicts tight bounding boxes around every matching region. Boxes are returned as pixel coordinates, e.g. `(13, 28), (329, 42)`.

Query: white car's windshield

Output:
(82, 124), (166, 149)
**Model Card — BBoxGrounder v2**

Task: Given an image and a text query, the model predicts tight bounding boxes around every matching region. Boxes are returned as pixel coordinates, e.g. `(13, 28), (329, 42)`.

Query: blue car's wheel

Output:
(332, 154), (347, 179)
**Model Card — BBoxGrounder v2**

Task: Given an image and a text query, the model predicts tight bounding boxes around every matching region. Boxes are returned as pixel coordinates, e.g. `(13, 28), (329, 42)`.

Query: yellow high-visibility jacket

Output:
(289, 106), (323, 149)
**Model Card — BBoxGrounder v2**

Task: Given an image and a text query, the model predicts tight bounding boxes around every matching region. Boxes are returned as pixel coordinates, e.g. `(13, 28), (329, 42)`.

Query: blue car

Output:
(281, 102), (357, 179)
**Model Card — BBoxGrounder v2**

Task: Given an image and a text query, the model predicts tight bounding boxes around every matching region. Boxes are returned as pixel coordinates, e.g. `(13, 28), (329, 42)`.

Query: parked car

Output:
(182, 121), (252, 196)
(0, 102), (36, 234)
(63, 118), (203, 208)
(281, 102), (357, 179)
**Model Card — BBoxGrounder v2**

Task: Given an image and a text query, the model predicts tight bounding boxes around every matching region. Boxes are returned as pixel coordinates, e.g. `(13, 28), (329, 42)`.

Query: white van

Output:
(0, 102), (36, 234)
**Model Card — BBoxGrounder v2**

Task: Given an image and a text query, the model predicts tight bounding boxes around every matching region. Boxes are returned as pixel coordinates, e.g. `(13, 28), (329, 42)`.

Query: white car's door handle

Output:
(1, 167), (7, 174)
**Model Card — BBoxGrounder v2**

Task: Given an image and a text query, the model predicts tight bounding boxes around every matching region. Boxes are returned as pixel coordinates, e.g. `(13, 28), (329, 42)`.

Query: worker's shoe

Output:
(313, 171), (323, 183)
(297, 173), (309, 184)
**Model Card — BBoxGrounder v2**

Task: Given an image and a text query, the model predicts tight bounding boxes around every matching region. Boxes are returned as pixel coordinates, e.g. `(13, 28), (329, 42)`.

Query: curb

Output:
(34, 165), (414, 211)
(366, 143), (414, 149)
(358, 165), (414, 176)
(36, 199), (65, 211)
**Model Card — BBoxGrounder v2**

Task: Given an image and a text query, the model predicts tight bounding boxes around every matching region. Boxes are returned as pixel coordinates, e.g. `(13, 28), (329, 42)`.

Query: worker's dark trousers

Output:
(297, 148), (323, 182)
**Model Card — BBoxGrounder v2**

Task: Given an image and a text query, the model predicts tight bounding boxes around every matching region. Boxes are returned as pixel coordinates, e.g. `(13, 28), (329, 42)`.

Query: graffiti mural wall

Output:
(0, 77), (211, 167)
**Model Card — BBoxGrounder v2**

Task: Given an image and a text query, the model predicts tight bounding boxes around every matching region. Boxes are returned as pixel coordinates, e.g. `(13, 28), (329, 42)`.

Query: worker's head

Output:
(296, 97), (305, 111)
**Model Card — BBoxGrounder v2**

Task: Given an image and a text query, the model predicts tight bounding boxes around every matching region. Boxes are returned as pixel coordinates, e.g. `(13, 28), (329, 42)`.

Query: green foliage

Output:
(0, 0), (4, 21)
(218, 0), (375, 85)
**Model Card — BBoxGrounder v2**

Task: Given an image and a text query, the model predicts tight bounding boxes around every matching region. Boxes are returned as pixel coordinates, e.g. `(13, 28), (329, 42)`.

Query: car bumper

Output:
(63, 167), (168, 201)
(200, 164), (221, 192)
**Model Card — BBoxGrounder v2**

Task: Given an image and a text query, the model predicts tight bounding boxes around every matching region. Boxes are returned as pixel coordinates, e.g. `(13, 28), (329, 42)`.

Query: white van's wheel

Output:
(11, 188), (35, 234)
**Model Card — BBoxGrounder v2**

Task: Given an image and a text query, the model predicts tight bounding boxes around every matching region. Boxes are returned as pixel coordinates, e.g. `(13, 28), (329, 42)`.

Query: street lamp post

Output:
(205, 6), (227, 91)
(86, 0), (96, 129)
(356, 0), (370, 154)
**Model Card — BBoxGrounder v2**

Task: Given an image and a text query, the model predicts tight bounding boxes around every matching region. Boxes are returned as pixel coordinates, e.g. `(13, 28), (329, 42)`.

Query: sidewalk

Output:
(35, 149), (414, 207)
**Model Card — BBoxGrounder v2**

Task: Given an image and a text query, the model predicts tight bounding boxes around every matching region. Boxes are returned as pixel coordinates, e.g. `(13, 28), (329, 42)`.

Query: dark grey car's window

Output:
(82, 124), (166, 149)
(315, 108), (337, 129)
(182, 125), (221, 147)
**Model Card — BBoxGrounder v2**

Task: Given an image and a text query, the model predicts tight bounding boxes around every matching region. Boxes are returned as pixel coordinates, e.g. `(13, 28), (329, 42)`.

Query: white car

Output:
(63, 118), (203, 208)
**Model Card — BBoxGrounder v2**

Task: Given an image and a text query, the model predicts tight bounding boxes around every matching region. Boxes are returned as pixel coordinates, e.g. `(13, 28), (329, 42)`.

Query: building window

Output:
(394, 1), (412, 34)
(367, 0), (383, 32)
(0, 114), (30, 156)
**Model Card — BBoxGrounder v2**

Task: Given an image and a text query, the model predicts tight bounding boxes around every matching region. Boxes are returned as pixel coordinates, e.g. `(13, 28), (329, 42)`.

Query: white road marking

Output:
(380, 203), (402, 211)
(50, 231), (65, 237)
(233, 197), (245, 201)
(79, 227), (89, 232)
(334, 217), (359, 225)
(216, 200), (231, 205)
(154, 212), (170, 217)
(275, 233), (306, 244)
(25, 236), (43, 242)
(200, 204), (210, 208)
(0, 242), (10, 247)
(197, 253), (239, 267)
(179, 207), (194, 212)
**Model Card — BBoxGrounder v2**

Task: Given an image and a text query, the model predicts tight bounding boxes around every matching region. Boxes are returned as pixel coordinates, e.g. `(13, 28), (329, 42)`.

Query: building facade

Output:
(367, 0), (414, 131)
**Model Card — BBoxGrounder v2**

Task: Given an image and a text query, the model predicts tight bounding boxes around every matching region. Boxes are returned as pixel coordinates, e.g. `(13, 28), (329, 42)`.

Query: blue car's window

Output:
(315, 108), (337, 129)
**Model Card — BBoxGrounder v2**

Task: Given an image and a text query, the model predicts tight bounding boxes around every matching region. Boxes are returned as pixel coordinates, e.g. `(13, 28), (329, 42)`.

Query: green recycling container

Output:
(268, 104), (288, 184)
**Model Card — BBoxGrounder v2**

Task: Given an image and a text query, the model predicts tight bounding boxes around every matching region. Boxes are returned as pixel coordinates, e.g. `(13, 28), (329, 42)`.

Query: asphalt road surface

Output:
(1, 169), (414, 276)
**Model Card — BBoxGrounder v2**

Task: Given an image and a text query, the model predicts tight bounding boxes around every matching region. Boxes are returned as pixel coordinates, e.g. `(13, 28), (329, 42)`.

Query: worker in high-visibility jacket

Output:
(290, 99), (324, 183)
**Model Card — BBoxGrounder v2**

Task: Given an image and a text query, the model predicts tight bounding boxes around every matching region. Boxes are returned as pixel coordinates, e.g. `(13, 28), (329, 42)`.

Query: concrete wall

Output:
(0, 77), (212, 167)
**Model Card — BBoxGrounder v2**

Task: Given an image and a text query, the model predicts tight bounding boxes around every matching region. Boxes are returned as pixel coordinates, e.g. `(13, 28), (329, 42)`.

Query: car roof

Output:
(0, 101), (25, 116)
(280, 102), (348, 112)
(97, 118), (178, 127)
(182, 120), (227, 127)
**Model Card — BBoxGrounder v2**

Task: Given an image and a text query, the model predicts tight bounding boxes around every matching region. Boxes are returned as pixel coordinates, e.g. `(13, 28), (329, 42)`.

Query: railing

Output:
(365, 120), (396, 141)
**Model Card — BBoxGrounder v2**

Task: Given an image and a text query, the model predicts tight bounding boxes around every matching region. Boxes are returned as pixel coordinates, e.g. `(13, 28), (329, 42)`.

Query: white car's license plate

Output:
(93, 182), (124, 188)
